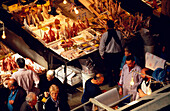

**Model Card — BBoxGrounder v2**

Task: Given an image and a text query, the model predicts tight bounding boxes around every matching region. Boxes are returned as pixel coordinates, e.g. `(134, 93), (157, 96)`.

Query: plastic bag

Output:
(79, 57), (95, 74)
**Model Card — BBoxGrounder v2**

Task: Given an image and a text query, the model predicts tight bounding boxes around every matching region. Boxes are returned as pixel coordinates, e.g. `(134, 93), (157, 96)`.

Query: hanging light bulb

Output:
(2, 30), (6, 39)
(130, 77), (134, 86)
(75, 9), (79, 14)
(63, 0), (67, 4)
(74, 7), (77, 11)
(74, 7), (79, 14)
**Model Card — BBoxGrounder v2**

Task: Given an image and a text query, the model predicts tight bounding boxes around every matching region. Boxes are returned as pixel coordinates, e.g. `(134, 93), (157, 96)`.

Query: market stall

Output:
(0, 0), (159, 85)
(0, 41), (46, 88)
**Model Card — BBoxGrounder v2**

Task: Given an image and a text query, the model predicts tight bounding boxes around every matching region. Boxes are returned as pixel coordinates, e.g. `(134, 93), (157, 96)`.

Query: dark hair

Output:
(94, 75), (99, 80)
(93, 74), (103, 80)
(107, 20), (115, 29)
(16, 58), (25, 68)
(126, 55), (135, 61)
(11, 79), (18, 87)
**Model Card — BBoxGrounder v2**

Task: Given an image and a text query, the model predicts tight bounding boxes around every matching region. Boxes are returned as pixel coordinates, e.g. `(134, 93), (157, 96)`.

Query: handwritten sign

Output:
(145, 52), (166, 70)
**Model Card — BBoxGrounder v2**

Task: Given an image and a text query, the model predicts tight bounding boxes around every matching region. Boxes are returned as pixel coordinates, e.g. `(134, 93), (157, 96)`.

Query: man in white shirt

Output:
(12, 58), (40, 95)
(118, 55), (143, 101)
(99, 20), (123, 87)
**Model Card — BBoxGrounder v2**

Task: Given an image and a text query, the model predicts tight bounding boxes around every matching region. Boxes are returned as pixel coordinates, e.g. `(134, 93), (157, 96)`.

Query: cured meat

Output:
(105, 0), (109, 10)
(60, 39), (74, 48)
(74, 24), (78, 36)
(26, 13), (31, 26)
(35, 14), (40, 24)
(139, 13), (143, 23)
(114, 1), (118, 12)
(153, 0), (158, 9)
(31, 12), (39, 27)
(55, 19), (60, 24)
(25, 64), (35, 72)
(70, 27), (74, 37)
(78, 20), (83, 29)
(145, 16), (151, 28)
(117, 2), (122, 15)
(48, 26), (56, 41)
(94, 0), (98, 10)
(1, 58), (6, 71)
(6, 60), (12, 71)
(42, 6), (50, 19)
(43, 32), (50, 43)
(37, 9), (44, 22)
(85, 16), (89, 28)
(100, 2), (104, 12)
(111, 4), (116, 16)
(11, 57), (18, 69)
(56, 30), (60, 39)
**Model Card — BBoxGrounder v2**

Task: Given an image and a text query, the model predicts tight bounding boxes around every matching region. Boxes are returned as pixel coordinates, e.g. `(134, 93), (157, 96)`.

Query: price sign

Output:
(145, 52), (166, 71)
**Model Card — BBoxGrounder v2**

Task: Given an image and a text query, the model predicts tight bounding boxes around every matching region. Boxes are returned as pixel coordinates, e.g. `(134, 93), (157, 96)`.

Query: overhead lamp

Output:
(0, 20), (6, 39)
(130, 77), (134, 86)
(74, 7), (79, 14)
(63, 0), (67, 4)
(48, 7), (59, 16)
(130, 71), (134, 86)
(75, 9), (79, 14)
(2, 31), (6, 39)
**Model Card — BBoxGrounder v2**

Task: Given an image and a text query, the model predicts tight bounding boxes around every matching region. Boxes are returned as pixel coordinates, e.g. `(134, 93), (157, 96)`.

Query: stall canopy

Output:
(0, 8), (48, 69)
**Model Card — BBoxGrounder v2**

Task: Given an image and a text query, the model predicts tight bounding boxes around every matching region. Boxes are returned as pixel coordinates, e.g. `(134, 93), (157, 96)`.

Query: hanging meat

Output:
(37, 8), (44, 22)
(56, 30), (60, 39)
(48, 26), (56, 42)
(114, 1), (118, 13)
(1, 58), (7, 71)
(85, 16), (90, 28)
(26, 12), (32, 26)
(43, 32), (50, 43)
(42, 6), (50, 19)
(1, 56), (19, 71)
(117, 2), (122, 15)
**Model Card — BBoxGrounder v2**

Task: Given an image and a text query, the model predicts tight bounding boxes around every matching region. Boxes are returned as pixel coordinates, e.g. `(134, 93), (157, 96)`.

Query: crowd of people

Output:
(0, 58), (70, 111)
(0, 16), (169, 110)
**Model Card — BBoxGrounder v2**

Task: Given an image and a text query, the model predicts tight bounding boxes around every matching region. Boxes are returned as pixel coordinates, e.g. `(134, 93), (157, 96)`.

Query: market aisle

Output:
(67, 83), (119, 110)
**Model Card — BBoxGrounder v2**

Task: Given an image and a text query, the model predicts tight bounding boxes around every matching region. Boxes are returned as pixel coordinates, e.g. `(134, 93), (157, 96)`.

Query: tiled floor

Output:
(67, 83), (120, 110)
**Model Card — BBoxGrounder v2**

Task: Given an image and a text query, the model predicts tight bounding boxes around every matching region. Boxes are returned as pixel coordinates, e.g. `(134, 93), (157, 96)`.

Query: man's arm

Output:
(99, 33), (107, 58)
(138, 89), (147, 97)
(118, 67), (124, 95)
(32, 71), (40, 87)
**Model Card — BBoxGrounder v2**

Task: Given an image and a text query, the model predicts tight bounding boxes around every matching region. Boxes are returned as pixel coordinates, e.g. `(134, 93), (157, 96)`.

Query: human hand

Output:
(138, 89), (147, 97)
(9, 100), (14, 105)
(119, 88), (123, 95)
(44, 92), (49, 98)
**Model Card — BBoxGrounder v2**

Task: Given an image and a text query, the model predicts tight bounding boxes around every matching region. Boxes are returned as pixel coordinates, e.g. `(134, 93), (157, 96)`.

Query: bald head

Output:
(92, 74), (104, 85)
(26, 92), (37, 107)
(8, 79), (18, 90)
(46, 70), (55, 81)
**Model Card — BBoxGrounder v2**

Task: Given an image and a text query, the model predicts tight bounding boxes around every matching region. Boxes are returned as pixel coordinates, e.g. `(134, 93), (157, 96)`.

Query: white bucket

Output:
(82, 73), (95, 89)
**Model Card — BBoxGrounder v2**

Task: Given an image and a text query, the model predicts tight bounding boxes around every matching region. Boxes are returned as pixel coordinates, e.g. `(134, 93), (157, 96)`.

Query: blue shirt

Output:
(7, 89), (18, 111)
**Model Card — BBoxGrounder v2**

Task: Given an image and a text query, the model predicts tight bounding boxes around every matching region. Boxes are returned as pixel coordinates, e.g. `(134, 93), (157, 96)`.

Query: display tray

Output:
(46, 28), (101, 61)
(23, 13), (76, 45)
(0, 53), (46, 75)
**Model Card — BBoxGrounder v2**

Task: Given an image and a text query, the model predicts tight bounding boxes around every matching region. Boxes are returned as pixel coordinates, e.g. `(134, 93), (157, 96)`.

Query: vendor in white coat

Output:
(118, 55), (143, 101)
